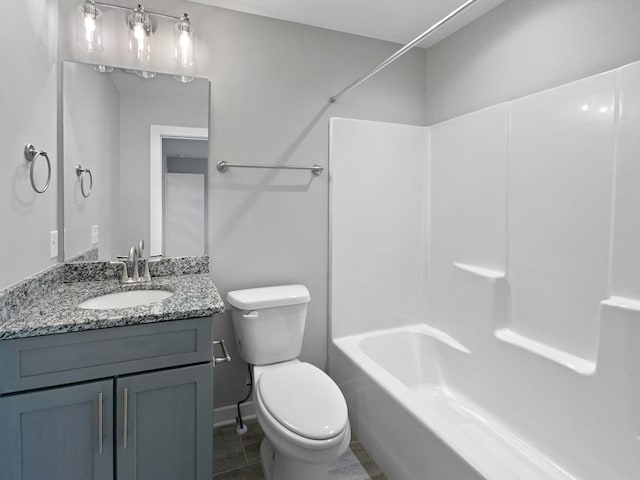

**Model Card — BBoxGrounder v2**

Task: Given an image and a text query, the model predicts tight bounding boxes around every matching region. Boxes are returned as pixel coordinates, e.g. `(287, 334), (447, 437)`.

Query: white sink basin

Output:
(78, 289), (174, 310)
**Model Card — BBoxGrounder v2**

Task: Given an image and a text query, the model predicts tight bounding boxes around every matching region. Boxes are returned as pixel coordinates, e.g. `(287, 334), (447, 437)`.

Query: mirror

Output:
(62, 61), (209, 262)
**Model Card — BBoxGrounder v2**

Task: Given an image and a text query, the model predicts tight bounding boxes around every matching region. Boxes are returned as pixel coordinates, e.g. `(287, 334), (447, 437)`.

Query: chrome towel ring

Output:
(24, 144), (52, 194)
(76, 164), (93, 198)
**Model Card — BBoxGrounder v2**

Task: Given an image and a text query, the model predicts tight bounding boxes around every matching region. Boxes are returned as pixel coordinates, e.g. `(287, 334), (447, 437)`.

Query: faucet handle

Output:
(137, 240), (145, 258)
(110, 261), (130, 284)
(128, 246), (141, 281)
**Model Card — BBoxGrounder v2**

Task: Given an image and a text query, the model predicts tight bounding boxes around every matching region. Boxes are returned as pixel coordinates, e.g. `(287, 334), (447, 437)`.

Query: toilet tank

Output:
(227, 285), (311, 365)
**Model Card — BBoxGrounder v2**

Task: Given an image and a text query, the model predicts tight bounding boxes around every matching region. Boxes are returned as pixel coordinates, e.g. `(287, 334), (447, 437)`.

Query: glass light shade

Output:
(174, 75), (194, 83)
(174, 15), (195, 67)
(135, 70), (156, 79)
(128, 6), (153, 61)
(77, 0), (103, 53)
(93, 64), (114, 73)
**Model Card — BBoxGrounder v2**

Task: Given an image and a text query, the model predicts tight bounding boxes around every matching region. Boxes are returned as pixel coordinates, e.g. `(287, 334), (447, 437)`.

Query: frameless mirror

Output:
(62, 61), (209, 262)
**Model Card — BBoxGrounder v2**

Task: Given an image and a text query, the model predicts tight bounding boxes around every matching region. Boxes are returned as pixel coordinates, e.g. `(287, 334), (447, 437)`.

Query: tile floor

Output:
(213, 418), (387, 479)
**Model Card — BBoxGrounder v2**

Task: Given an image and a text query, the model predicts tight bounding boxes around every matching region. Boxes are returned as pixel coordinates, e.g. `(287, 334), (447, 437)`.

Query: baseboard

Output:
(213, 401), (256, 427)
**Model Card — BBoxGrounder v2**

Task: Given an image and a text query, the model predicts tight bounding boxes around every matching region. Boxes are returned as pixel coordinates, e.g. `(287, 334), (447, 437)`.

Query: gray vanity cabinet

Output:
(0, 380), (114, 480)
(0, 317), (214, 480)
(116, 364), (213, 480)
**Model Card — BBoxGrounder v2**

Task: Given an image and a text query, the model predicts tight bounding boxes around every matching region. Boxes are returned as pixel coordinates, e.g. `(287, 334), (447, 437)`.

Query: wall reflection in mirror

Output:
(63, 61), (209, 262)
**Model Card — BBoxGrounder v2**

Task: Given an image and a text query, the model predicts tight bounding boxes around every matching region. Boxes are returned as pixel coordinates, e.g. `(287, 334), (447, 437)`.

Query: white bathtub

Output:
(330, 325), (577, 480)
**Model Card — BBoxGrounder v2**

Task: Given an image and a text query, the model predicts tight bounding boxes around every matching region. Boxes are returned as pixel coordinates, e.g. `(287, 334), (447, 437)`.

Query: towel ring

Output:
(76, 164), (93, 198)
(24, 144), (51, 194)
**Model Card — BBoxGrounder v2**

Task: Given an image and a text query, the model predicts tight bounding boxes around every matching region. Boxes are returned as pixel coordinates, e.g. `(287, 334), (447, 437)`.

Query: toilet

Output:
(227, 284), (351, 480)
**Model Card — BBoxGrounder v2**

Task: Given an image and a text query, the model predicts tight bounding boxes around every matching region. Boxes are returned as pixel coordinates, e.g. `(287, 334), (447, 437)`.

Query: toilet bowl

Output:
(227, 285), (351, 480)
(254, 361), (351, 479)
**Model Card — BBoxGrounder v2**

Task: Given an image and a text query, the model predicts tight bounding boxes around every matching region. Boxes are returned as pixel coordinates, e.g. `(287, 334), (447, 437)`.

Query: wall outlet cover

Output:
(92, 225), (99, 245)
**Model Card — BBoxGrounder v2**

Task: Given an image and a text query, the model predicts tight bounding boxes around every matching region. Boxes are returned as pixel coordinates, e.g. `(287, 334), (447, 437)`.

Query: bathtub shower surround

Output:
(329, 60), (640, 480)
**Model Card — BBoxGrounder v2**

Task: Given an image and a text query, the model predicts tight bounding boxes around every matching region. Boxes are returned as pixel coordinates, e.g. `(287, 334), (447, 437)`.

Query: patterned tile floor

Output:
(213, 418), (387, 479)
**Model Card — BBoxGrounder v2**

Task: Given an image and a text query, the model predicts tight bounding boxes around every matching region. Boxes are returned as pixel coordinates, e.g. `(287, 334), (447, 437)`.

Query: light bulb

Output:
(77, 0), (103, 53)
(128, 5), (152, 61)
(174, 14), (195, 67)
(180, 32), (190, 54)
(134, 25), (144, 41)
(84, 15), (95, 34)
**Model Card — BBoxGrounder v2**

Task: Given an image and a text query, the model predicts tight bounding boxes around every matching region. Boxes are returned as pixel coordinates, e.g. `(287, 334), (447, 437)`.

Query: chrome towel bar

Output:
(217, 161), (323, 176)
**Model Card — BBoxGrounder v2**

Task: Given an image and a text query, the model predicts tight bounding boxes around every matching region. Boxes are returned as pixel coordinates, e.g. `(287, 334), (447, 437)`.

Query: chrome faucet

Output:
(128, 245), (140, 282)
(138, 240), (152, 282)
(110, 260), (130, 283)
(112, 240), (151, 284)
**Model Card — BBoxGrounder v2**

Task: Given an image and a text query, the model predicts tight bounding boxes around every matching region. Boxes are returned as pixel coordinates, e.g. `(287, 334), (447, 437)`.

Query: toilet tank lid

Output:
(227, 285), (310, 310)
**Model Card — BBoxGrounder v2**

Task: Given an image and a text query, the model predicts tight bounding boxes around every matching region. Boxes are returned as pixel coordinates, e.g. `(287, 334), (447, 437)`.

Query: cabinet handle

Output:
(98, 392), (103, 455)
(123, 388), (128, 450)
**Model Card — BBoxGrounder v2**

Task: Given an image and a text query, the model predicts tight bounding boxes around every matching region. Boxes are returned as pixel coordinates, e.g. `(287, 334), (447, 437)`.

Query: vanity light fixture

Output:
(127, 4), (153, 61)
(76, 1), (196, 67)
(174, 14), (195, 67)
(174, 75), (194, 83)
(135, 70), (157, 79)
(93, 64), (114, 73)
(77, 0), (103, 53)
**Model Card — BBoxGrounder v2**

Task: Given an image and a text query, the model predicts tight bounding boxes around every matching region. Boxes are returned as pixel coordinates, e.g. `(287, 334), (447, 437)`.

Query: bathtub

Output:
(330, 325), (577, 480)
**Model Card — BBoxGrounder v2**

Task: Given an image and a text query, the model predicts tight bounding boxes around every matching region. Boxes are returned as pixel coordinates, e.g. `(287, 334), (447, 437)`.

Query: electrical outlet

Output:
(92, 225), (99, 245)
(49, 230), (58, 259)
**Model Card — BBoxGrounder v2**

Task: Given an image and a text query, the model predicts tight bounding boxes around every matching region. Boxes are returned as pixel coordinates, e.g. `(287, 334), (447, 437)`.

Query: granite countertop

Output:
(0, 258), (225, 341)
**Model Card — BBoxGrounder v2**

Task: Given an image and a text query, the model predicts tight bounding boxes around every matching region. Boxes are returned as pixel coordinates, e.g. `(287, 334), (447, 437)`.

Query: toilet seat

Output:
(255, 377), (351, 466)
(257, 362), (348, 441)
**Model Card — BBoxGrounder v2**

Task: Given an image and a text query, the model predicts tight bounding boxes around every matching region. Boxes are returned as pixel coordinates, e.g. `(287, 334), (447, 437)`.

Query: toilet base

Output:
(260, 437), (330, 480)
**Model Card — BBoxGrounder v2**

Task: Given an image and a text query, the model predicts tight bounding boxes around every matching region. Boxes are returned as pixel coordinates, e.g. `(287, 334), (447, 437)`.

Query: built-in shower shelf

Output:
(453, 262), (505, 280)
(601, 296), (640, 312)
(494, 328), (596, 376)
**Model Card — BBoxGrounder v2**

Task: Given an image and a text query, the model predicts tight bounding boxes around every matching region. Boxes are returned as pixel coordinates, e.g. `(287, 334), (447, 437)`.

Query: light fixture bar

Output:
(92, 1), (183, 21)
(78, 0), (195, 66)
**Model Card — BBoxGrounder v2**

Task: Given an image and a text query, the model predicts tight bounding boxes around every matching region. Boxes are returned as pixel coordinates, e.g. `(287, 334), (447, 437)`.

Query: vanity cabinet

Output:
(0, 318), (214, 480)
(116, 364), (212, 480)
(0, 380), (114, 480)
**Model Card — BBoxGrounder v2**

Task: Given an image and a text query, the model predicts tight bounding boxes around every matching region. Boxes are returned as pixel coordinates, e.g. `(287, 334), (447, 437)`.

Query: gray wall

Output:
(58, 0), (427, 408)
(203, 8), (426, 412)
(425, 0), (640, 124)
(63, 62), (119, 260)
(0, 0), (59, 290)
(116, 78), (208, 256)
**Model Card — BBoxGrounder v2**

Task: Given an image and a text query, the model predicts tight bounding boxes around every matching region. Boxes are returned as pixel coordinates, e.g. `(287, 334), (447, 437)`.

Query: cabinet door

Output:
(0, 380), (114, 480)
(117, 363), (213, 480)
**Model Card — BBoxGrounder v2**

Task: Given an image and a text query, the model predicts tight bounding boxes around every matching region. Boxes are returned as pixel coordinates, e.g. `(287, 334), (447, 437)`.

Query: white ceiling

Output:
(186, 0), (507, 47)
